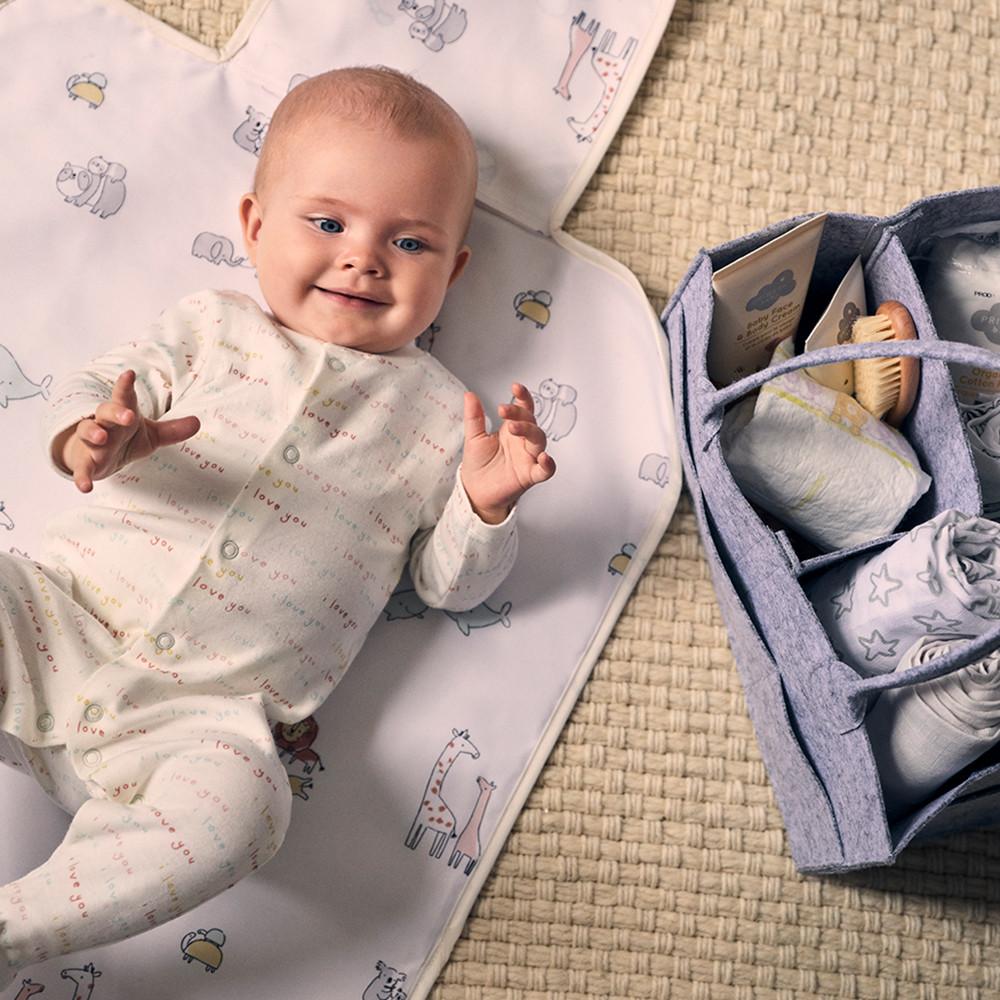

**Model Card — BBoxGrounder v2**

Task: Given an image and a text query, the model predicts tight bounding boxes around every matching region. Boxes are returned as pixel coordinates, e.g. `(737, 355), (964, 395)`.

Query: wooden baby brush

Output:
(851, 300), (920, 427)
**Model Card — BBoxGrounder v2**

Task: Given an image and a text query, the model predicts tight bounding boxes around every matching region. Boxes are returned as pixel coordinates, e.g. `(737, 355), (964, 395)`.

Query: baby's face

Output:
(240, 116), (472, 353)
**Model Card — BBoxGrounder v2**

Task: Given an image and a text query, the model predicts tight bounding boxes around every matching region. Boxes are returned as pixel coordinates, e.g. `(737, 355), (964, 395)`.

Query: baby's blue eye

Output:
(314, 218), (343, 234)
(395, 237), (424, 253)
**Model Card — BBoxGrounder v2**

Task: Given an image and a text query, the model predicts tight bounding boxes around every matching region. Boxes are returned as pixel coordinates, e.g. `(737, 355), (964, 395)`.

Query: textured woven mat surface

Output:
(126, 1), (1000, 996)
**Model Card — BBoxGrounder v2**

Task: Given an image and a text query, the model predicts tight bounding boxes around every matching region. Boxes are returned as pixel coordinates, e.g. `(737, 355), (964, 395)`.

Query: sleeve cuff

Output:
(454, 464), (518, 533)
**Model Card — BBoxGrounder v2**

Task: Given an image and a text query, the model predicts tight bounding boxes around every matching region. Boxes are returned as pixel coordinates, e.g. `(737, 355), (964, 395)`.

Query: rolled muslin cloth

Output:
(866, 635), (1000, 816)
(806, 508), (1000, 676)
(721, 338), (930, 551)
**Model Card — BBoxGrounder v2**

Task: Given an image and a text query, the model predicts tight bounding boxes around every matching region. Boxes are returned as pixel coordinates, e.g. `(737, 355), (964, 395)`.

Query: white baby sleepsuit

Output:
(0, 290), (517, 978)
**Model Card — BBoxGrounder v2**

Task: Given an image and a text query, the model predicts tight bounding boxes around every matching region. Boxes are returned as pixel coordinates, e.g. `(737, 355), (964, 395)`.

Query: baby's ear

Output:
(238, 192), (263, 264)
(448, 245), (471, 288)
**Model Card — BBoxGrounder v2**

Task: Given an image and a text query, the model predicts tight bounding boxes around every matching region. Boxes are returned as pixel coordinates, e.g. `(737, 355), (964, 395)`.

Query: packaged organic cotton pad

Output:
(918, 224), (1000, 516)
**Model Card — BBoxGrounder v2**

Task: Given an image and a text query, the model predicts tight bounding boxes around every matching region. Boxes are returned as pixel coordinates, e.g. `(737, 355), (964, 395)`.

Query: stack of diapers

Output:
(0, 1), (680, 997)
(722, 337), (931, 550)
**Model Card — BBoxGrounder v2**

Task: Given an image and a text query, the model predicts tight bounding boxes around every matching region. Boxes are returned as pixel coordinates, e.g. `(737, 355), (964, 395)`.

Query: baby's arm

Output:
(408, 382), (556, 611)
(46, 292), (213, 492)
(409, 475), (519, 612)
(54, 369), (200, 493)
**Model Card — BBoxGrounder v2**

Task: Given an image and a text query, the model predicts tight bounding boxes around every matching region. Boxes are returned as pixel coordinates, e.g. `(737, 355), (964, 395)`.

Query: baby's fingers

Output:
(110, 369), (140, 413)
(499, 402), (536, 425)
(504, 420), (547, 455)
(93, 397), (136, 430)
(73, 450), (97, 493)
(463, 392), (489, 441)
(75, 417), (110, 447)
(531, 451), (557, 484)
(150, 415), (201, 449)
(511, 382), (535, 415)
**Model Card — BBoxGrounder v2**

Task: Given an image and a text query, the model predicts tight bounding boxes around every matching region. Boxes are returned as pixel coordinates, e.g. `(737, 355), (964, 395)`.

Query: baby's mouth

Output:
(314, 286), (386, 308)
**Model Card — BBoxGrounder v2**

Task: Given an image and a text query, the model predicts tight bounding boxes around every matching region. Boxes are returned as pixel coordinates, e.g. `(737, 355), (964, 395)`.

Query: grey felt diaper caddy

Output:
(663, 187), (1000, 872)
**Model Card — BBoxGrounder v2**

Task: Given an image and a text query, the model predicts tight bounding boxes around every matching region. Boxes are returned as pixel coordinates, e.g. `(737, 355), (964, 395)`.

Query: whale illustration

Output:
(0, 346), (51, 408)
(444, 600), (512, 636)
(383, 588), (430, 622)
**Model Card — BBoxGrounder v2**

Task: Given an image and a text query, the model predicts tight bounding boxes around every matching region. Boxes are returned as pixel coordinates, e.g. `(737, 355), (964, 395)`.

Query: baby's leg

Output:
(0, 694), (292, 983)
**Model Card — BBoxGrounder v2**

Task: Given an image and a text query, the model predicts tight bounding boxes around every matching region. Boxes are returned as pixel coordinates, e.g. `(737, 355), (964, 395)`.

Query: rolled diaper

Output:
(866, 635), (1000, 816)
(721, 337), (931, 550)
(807, 509), (1000, 676)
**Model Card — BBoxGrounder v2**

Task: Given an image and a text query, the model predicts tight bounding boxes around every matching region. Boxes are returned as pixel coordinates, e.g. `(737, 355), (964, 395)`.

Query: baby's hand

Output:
(460, 383), (556, 524)
(61, 370), (201, 493)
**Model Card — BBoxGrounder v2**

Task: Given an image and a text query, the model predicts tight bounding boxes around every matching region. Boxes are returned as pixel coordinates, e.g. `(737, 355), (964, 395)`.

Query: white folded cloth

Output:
(808, 509), (1000, 676)
(722, 337), (930, 550)
(866, 635), (1000, 816)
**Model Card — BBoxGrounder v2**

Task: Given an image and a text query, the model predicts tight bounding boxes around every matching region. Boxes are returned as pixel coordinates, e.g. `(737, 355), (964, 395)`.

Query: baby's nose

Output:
(338, 240), (384, 276)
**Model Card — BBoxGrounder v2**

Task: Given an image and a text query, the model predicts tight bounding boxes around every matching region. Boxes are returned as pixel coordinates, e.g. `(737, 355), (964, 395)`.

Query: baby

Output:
(0, 67), (554, 981)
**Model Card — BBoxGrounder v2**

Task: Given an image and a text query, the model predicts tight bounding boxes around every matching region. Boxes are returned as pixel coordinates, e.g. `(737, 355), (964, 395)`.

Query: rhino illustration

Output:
(0, 346), (51, 407)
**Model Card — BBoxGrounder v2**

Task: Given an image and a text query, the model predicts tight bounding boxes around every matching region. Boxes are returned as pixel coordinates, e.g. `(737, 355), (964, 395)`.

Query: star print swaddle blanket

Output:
(807, 509), (1000, 677)
(866, 636), (1000, 815)
(0, 1), (679, 998)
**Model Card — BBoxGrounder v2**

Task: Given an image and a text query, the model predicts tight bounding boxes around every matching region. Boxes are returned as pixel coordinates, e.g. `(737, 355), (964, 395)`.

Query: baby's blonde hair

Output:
(254, 66), (478, 230)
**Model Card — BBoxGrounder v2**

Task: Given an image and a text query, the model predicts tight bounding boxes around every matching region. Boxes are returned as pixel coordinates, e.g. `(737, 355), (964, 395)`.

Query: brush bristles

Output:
(852, 314), (900, 420)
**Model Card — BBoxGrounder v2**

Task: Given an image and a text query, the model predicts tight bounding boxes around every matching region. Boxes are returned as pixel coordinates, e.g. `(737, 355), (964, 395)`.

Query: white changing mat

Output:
(0, 1), (679, 997)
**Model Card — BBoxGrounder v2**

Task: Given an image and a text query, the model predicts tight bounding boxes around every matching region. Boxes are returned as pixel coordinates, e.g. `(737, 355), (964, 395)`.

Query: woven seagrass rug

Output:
(128, 1), (1000, 996)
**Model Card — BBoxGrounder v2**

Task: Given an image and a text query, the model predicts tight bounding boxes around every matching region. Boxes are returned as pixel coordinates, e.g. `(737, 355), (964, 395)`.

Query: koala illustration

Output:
(56, 156), (127, 219)
(362, 960), (407, 1000)
(530, 378), (578, 442)
(233, 106), (270, 155)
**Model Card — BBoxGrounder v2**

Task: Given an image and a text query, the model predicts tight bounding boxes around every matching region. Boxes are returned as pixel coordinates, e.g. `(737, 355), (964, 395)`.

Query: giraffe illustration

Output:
(554, 10), (599, 100)
(567, 30), (638, 143)
(405, 729), (480, 859)
(13, 981), (45, 1000)
(61, 964), (101, 1000)
(448, 776), (496, 875)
